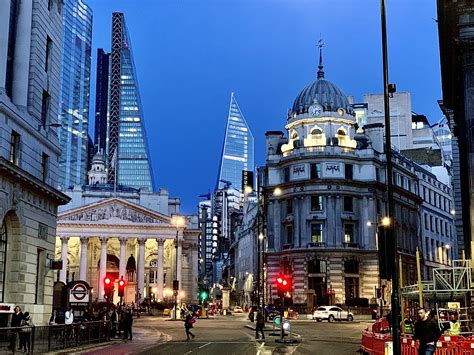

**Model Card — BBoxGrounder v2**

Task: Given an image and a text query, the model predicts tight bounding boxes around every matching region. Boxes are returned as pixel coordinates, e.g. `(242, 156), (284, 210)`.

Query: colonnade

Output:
(58, 233), (183, 301)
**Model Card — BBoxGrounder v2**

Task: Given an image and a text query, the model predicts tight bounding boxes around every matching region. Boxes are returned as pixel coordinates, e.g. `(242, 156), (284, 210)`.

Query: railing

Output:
(282, 145), (357, 157)
(0, 320), (111, 354)
(307, 242), (325, 248)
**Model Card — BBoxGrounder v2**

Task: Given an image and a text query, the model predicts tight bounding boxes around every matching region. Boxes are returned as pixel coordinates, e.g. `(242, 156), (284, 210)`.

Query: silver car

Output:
(312, 306), (354, 322)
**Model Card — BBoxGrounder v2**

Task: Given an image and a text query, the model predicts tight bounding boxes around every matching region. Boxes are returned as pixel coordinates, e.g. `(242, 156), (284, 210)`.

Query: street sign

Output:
(448, 302), (460, 310)
(273, 315), (281, 325)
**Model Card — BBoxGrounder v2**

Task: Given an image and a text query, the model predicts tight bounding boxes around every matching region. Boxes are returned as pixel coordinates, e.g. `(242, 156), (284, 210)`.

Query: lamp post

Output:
(172, 215), (185, 320)
(259, 233), (266, 319)
(380, 1), (400, 352)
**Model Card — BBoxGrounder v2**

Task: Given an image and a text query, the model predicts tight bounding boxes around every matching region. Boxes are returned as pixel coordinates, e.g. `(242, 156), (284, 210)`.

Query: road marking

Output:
(257, 351), (261, 355)
(260, 342), (265, 347)
(198, 342), (211, 349)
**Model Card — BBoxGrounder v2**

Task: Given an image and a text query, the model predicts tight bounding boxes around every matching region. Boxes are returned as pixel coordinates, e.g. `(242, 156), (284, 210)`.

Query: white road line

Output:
(257, 351), (261, 355)
(198, 342), (211, 349)
(260, 342), (265, 347)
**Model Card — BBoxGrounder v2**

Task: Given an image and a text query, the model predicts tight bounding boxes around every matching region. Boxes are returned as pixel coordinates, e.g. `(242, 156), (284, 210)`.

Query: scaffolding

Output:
(400, 260), (472, 301)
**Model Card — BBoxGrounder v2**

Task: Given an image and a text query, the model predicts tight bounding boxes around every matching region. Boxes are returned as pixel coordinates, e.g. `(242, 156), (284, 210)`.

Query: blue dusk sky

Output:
(86, 0), (441, 214)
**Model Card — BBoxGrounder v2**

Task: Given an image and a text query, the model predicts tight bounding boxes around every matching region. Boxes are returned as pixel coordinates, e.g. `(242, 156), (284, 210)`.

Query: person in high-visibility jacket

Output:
(445, 312), (460, 336)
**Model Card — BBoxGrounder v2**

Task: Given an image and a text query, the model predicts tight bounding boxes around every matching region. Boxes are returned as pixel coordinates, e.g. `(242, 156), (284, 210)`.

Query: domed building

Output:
(261, 51), (423, 308)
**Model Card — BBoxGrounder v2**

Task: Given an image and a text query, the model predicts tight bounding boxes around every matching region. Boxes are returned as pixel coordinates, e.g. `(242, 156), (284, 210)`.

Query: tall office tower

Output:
(94, 48), (109, 154)
(108, 12), (154, 191)
(216, 93), (254, 191)
(57, 0), (93, 189)
(0, 0), (69, 323)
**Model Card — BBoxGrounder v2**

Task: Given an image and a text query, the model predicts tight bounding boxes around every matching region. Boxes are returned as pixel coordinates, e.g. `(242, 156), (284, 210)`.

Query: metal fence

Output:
(0, 320), (111, 354)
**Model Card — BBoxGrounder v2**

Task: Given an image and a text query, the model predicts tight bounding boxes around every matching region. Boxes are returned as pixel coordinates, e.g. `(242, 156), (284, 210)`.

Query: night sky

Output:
(86, 0), (441, 214)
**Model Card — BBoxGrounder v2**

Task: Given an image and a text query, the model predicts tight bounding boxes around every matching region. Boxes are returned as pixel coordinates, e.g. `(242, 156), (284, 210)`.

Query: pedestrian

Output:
(20, 312), (33, 353)
(49, 310), (57, 325)
(122, 308), (133, 341)
(110, 307), (118, 337)
(65, 307), (74, 340)
(386, 310), (392, 332)
(413, 308), (441, 355)
(10, 306), (23, 351)
(184, 312), (196, 341)
(444, 311), (460, 336)
(255, 308), (265, 340)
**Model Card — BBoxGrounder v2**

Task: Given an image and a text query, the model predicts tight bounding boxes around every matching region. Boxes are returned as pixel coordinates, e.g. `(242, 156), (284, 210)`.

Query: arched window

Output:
(0, 221), (7, 302)
(291, 131), (299, 140)
(337, 129), (346, 136)
(310, 128), (323, 135)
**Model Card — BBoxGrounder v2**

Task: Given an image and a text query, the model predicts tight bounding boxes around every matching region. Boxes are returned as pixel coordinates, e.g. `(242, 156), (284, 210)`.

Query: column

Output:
(361, 197), (369, 248)
(119, 237), (127, 279)
(326, 196), (334, 247)
(59, 236), (69, 283)
(98, 236), (108, 302)
(0, 0), (11, 90)
(176, 235), (183, 288)
(156, 239), (164, 300)
(293, 197), (299, 247)
(12, 0), (33, 107)
(335, 196), (343, 246)
(137, 238), (146, 300)
(191, 244), (198, 303)
(79, 237), (88, 281)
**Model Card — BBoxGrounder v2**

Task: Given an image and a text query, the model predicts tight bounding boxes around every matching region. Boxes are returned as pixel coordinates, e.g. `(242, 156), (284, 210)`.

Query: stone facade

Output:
(56, 198), (200, 304)
(0, 0), (70, 325)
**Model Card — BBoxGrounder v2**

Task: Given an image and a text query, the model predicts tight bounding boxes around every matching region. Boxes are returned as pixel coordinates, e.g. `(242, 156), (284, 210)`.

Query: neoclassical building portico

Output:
(56, 198), (199, 304)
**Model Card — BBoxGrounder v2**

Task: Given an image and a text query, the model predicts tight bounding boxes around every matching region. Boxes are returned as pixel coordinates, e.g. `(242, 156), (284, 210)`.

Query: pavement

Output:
(48, 314), (370, 354)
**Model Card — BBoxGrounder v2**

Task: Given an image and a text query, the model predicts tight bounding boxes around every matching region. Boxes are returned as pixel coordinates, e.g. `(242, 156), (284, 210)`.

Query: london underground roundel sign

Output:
(69, 282), (90, 304)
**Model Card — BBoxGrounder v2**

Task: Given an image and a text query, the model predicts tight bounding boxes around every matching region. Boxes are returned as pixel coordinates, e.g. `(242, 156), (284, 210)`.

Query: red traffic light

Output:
(119, 279), (125, 287)
(277, 277), (283, 284)
(104, 277), (111, 285)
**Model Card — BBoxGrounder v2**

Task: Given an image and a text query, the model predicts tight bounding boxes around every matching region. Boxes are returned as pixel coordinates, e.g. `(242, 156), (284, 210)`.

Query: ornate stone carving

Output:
(63, 203), (166, 224)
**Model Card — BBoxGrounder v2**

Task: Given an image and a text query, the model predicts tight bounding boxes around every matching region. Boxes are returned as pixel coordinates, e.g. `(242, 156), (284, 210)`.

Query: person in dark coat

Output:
(122, 308), (133, 341)
(184, 313), (195, 341)
(414, 309), (441, 355)
(255, 308), (265, 340)
(10, 306), (23, 350)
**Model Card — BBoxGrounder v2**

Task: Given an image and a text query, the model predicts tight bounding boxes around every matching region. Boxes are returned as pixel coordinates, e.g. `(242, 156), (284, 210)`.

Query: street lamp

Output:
(171, 215), (185, 319)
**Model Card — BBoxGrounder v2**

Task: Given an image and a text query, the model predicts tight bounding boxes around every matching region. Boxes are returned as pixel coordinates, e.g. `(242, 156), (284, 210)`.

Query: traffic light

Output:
(376, 287), (382, 299)
(104, 276), (114, 301)
(118, 276), (126, 298)
(378, 225), (394, 280)
(276, 273), (291, 298)
(200, 290), (208, 302)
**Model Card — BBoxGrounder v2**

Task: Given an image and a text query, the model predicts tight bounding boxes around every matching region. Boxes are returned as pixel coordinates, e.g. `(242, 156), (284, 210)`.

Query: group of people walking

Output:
(10, 306), (34, 353)
(110, 305), (134, 341)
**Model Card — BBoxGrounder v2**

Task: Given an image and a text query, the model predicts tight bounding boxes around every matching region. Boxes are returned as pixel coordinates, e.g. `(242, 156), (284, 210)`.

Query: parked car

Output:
(233, 306), (244, 313)
(313, 306), (354, 322)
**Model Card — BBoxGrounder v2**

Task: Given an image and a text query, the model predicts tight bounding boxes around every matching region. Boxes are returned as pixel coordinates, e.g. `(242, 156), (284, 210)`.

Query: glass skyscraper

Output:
(108, 12), (154, 191)
(94, 49), (110, 154)
(57, 0), (93, 189)
(216, 93), (254, 190)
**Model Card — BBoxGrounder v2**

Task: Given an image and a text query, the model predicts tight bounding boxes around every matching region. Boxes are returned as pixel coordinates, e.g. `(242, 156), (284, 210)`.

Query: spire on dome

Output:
(317, 38), (324, 80)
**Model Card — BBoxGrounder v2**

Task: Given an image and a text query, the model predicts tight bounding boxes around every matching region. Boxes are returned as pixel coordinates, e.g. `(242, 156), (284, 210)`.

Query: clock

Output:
(309, 104), (322, 116)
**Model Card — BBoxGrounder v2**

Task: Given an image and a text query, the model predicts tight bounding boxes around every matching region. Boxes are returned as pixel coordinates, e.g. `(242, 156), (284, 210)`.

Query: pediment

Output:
(58, 198), (171, 225)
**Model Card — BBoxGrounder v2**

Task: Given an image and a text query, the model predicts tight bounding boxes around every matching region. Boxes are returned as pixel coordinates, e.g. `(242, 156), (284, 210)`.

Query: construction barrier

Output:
(361, 332), (474, 354)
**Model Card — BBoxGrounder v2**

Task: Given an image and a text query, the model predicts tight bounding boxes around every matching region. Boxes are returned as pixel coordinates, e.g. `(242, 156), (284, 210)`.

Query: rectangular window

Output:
(310, 163), (321, 179)
(435, 218), (439, 233)
(48, 0), (53, 10)
(41, 153), (49, 182)
(35, 249), (45, 304)
(407, 179), (411, 192)
(284, 167), (290, 182)
(286, 225), (293, 245)
(430, 216), (434, 232)
(345, 164), (353, 180)
(310, 223), (323, 244)
(41, 90), (50, 127)
(45, 36), (52, 72)
(344, 260), (359, 274)
(308, 259), (327, 274)
(345, 277), (360, 299)
(286, 199), (293, 214)
(343, 196), (353, 212)
(344, 223), (355, 244)
(9, 130), (20, 165)
(311, 195), (323, 211)
(424, 213), (429, 230)
(375, 167), (380, 182)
